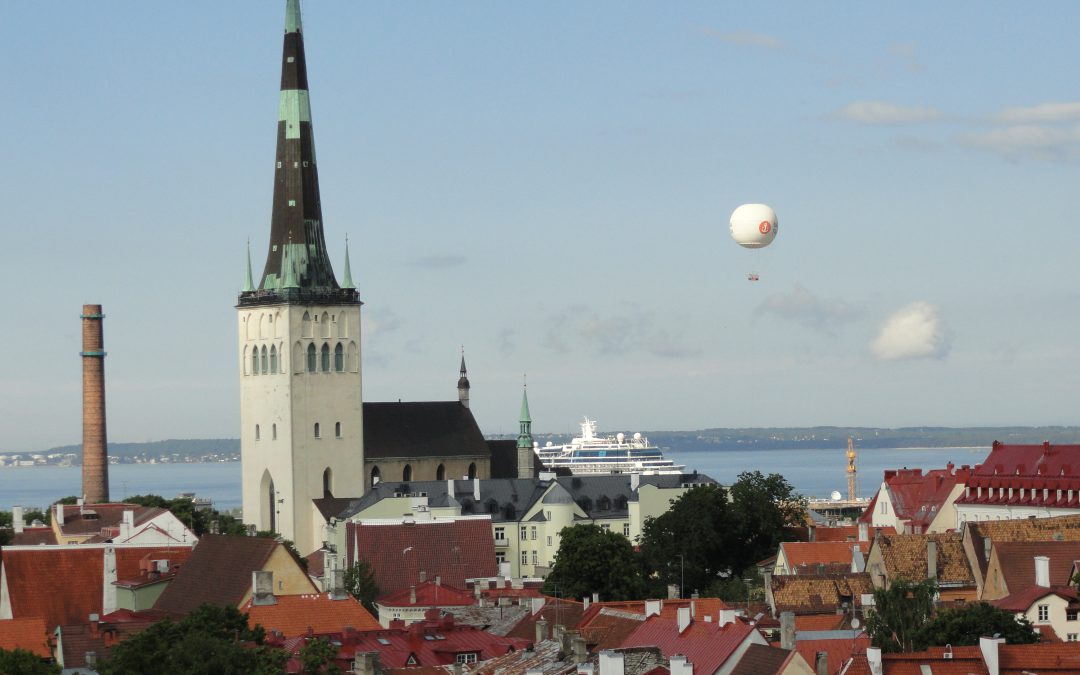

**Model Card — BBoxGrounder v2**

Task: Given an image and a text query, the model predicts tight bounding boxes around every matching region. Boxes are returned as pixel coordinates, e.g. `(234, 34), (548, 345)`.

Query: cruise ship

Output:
(535, 418), (685, 475)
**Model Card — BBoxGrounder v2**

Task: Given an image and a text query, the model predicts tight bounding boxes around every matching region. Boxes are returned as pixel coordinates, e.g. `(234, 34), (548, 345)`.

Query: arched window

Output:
(261, 346), (268, 374)
(255, 424), (260, 441)
(370, 466), (381, 487)
(307, 343), (317, 373)
(302, 311), (312, 338)
(321, 312), (331, 338)
(468, 462), (477, 480)
(269, 345), (278, 374)
(403, 464), (412, 482)
(334, 343), (344, 372)
(335, 422), (341, 438)
(252, 348), (259, 375)
(436, 464), (445, 481)
(272, 424), (277, 440)
(323, 467), (333, 497)
(321, 343), (330, 372)
(314, 423), (321, 439)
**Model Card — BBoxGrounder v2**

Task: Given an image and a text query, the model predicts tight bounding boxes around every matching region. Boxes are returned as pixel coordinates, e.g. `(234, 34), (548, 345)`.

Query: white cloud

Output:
(871, 302), (950, 361)
(995, 102), (1080, 124)
(834, 101), (941, 125)
(959, 124), (1080, 162)
(698, 28), (783, 50)
(756, 284), (863, 334)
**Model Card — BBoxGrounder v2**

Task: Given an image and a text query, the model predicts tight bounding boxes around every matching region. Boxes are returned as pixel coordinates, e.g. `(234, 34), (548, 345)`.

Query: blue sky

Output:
(5, 2), (1080, 452)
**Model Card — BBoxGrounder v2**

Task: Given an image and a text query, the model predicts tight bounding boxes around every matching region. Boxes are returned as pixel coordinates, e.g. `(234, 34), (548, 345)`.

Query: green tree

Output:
(125, 494), (248, 537)
(542, 524), (645, 601)
(98, 604), (286, 675)
(916, 602), (1040, 647)
(866, 579), (937, 653)
(726, 471), (806, 572)
(0, 647), (60, 675)
(298, 637), (342, 674)
(343, 560), (380, 612)
(639, 484), (730, 597)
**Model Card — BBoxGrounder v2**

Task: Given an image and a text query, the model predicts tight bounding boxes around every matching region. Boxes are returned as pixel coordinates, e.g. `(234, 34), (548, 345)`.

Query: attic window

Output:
(288, 200), (296, 207)
(287, 56), (295, 63)
(276, 161), (282, 168)
(377, 638), (390, 646)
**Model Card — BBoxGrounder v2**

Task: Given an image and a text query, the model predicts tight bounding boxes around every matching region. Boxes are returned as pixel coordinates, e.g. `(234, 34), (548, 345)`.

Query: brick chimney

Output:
(677, 606), (692, 633)
(12, 506), (23, 535)
(252, 570), (276, 606)
(535, 617), (548, 643)
(927, 539), (938, 580)
(780, 611), (795, 650)
(80, 304), (109, 504)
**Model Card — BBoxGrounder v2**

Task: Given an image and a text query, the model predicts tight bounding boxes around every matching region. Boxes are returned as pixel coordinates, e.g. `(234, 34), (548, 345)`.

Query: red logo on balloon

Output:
(759, 221), (771, 234)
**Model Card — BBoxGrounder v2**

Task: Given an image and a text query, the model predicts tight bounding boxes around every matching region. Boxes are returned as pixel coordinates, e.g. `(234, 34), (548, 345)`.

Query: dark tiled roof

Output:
(346, 519), (497, 597)
(964, 515), (1080, 581)
(10, 527), (56, 546)
(620, 615), (754, 674)
(993, 541), (1080, 595)
(504, 598), (587, 641)
(56, 504), (167, 537)
(876, 531), (974, 586)
(153, 535), (278, 616)
(57, 616), (158, 669)
(770, 573), (873, 615)
(363, 402), (491, 460)
(729, 642), (795, 675)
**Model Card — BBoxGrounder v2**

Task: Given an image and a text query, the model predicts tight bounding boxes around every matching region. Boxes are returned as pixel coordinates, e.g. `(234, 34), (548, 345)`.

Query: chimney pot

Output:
(12, 506), (23, 535)
(780, 611), (795, 650)
(677, 606), (691, 633)
(1035, 555), (1050, 587)
(252, 571), (276, 605)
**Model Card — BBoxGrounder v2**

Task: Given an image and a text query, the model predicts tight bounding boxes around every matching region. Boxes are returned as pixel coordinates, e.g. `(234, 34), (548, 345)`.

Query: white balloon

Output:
(730, 203), (778, 249)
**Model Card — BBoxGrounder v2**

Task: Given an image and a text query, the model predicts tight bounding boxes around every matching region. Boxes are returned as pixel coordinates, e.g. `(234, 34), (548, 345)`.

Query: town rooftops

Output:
(963, 514), (1080, 581)
(244, 592), (381, 636)
(792, 631), (870, 673)
(0, 617), (50, 658)
(990, 541), (1080, 596)
(769, 572), (873, 615)
(778, 541), (867, 574)
(504, 597), (587, 641)
(620, 614), (758, 675)
(345, 518), (497, 597)
(859, 464), (970, 530)
(378, 580), (476, 608)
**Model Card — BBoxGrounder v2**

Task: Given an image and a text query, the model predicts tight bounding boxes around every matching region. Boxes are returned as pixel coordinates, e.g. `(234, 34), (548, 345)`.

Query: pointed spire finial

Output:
(285, 0), (303, 34)
(242, 239), (256, 293)
(341, 235), (355, 290)
(517, 377), (533, 447)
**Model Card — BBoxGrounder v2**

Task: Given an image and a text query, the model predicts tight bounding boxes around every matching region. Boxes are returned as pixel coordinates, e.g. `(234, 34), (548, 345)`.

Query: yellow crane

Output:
(846, 437), (857, 501)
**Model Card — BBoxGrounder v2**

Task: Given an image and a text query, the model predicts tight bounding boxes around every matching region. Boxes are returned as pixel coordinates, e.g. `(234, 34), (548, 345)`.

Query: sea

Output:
(0, 445), (992, 513)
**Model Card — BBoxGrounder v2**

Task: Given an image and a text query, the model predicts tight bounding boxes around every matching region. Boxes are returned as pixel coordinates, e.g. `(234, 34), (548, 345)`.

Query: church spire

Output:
(256, 0), (339, 293)
(517, 380), (532, 449)
(241, 240), (255, 293)
(457, 348), (470, 409)
(341, 236), (355, 290)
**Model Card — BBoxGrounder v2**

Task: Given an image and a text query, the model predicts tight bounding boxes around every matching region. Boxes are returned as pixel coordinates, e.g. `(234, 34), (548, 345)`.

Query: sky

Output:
(5, 1), (1080, 452)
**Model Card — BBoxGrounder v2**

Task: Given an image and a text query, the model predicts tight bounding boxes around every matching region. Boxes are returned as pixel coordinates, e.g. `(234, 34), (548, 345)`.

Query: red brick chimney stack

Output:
(81, 304), (109, 504)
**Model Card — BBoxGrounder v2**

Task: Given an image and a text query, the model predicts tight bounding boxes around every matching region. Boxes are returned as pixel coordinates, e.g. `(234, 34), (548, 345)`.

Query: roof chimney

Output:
(644, 600), (661, 618)
(536, 617), (548, 643)
(330, 568), (347, 600)
(599, 650), (625, 675)
(409, 585), (417, 604)
(353, 651), (382, 675)
(571, 634), (588, 664)
(718, 608), (736, 627)
(583, 596), (590, 611)
(12, 506), (23, 535)
(1035, 555), (1050, 587)
(866, 646), (883, 675)
(531, 597), (544, 615)
(473, 478), (480, 501)
(927, 539), (937, 580)
(780, 611), (795, 650)
(815, 651), (828, 675)
(669, 655), (692, 675)
(252, 570), (276, 606)
(630, 473), (640, 491)
(980, 636), (1003, 675)
(677, 606), (692, 633)
(858, 521), (868, 542)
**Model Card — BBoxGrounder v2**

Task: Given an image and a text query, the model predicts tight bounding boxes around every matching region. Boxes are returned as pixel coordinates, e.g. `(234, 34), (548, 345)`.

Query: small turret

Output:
(517, 381), (534, 479)
(341, 236), (355, 290)
(457, 349), (470, 408)
(241, 240), (256, 293)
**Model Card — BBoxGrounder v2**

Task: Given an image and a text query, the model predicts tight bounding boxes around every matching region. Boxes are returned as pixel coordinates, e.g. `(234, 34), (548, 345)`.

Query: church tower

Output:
(457, 351), (470, 409)
(516, 384), (534, 479)
(237, 0), (363, 555)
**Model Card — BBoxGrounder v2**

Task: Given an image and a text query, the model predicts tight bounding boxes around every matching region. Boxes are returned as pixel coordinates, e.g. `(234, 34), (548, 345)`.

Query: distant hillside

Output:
(22, 427), (1080, 460)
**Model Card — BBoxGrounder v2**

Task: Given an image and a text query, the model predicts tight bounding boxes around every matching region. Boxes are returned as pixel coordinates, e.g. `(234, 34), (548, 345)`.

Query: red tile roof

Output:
(955, 443), (1080, 509)
(793, 634), (870, 675)
(780, 541), (866, 572)
(56, 615), (160, 669)
(794, 614), (848, 631)
(729, 642), (796, 675)
(153, 535), (280, 616)
(346, 519), (497, 598)
(244, 592), (381, 636)
(0, 543), (192, 632)
(581, 598), (731, 624)
(378, 580), (476, 608)
(578, 608), (645, 652)
(620, 615), (757, 674)
(881, 466), (969, 529)
(504, 597), (586, 641)
(992, 541), (1080, 595)
(881, 645), (987, 675)
(55, 504), (168, 537)
(0, 617), (50, 658)
(999, 642), (1080, 672)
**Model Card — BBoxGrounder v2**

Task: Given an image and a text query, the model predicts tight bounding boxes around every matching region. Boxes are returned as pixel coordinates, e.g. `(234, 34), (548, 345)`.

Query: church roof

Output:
(363, 402), (491, 460)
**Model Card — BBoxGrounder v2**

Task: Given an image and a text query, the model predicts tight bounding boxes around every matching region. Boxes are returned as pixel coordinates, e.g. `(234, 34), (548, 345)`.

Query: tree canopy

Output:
(0, 647), (60, 675)
(866, 579), (938, 653)
(542, 524), (645, 601)
(125, 494), (248, 536)
(98, 604), (285, 675)
(343, 560), (380, 613)
(917, 602), (1040, 648)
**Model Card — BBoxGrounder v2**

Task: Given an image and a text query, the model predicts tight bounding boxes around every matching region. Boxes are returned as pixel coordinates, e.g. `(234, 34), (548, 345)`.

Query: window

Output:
(320, 343), (330, 371)
(455, 653), (477, 664)
(314, 423), (320, 439)
(251, 348), (259, 375)
(1038, 604), (1049, 622)
(255, 424), (260, 441)
(601, 523), (611, 531)
(531, 550), (538, 565)
(623, 523), (631, 537)
(880, 501), (888, 514)
(468, 462), (477, 479)
(1068, 633), (1078, 642)
(547, 536), (552, 546)
(370, 466), (381, 487)
(1068, 608), (1078, 621)
(521, 551), (528, 565)
(272, 424), (277, 440)
(307, 343), (317, 372)
(335, 422), (341, 438)
(520, 527), (527, 541)
(436, 464), (445, 481)
(403, 465), (412, 481)
(494, 527), (505, 541)
(269, 345), (278, 373)
(530, 526), (537, 540)
(495, 551), (506, 564)
(334, 343), (344, 372)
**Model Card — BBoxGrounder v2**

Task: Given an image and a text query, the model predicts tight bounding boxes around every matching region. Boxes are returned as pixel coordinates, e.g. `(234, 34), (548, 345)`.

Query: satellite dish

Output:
(830, 490), (842, 501)
(730, 204), (778, 249)
(851, 618), (861, 630)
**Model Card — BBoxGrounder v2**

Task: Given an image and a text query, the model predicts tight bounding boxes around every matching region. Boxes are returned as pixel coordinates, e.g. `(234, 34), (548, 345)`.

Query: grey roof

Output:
(330, 473), (718, 524)
(363, 402), (491, 460)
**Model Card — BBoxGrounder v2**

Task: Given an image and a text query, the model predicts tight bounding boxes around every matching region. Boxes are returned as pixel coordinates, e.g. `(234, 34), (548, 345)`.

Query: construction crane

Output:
(846, 437), (857, 501)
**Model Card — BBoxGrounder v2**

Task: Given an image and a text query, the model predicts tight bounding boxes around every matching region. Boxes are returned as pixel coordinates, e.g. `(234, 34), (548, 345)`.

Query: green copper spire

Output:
(517, 381), (533, 450)
(341, 236), (355, 290)
(242, 240), (256, 293)
(284, 0), (302, 35)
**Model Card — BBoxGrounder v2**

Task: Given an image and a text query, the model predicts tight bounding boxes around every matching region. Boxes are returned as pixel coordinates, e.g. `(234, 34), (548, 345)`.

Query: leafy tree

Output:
(542, 524), (645, 601)
(343, 560), (380, 612)
(125, 494), (248, 537)
(98, 604), (286, 675)
(916, 602), (1040, 647)
(866, 579), (937, 653)
(639, 484), (730, 597)
(298, 637), (342, 674)
(726, 471), (806, 572)
(0, 647), (60, 675)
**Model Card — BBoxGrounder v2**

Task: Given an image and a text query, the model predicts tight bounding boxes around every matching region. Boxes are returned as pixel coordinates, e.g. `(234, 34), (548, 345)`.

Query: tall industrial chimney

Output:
(81, 304), (109, 504)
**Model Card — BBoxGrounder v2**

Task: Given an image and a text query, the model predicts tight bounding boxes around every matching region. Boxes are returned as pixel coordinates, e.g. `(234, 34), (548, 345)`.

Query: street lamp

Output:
(676, 555), (685, 600)
(743, 577), (752, 614)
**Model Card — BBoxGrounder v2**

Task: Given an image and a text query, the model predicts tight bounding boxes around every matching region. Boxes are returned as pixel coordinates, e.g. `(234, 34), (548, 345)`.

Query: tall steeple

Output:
(341, 236), (355, 290)
(457, 349), (470, 409)
(254, 0), (340, 294)
(516, 379), (534, 479)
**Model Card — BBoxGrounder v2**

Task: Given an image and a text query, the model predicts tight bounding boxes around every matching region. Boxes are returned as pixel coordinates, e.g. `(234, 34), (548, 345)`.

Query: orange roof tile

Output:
(0, 617), (50, 658)
(999, 642), (1080, 672)
(245, 593), (381, 637)
(770, 573), (873, 615)
(875, 531), (974, 586)
(793, 634), (870, 675)
(781, 541), (866, 570)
